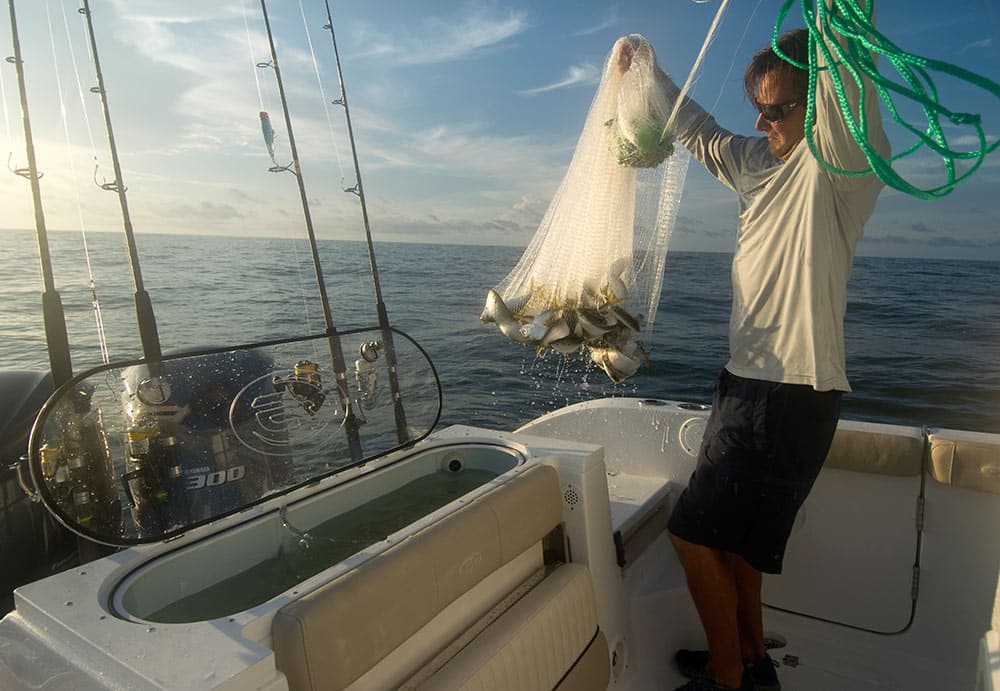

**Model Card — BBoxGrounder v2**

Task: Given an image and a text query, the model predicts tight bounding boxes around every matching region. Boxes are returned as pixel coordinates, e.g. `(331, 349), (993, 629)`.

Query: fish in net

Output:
(481, 34), (689, 383)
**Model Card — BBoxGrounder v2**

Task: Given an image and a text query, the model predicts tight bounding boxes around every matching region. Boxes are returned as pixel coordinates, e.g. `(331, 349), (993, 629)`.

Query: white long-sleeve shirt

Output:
(663, 9), (889, 391)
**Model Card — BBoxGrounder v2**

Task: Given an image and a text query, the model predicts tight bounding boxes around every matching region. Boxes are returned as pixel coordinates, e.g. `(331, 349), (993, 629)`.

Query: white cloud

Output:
(362, 200), (541, 246)
(573, 6), (619, 37)
(959, 37), (993, 53)
(948, 133), (999, 148)
(349, 5), (529, 65)
(152, 199), (246, 222)
(394, 124), (569, 191)
(519, 63), (600, 95)
(6, 1), (569, 242)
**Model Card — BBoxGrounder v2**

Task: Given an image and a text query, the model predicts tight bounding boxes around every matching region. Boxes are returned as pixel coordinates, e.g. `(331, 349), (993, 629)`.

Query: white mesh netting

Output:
(481, 34), (689, 382)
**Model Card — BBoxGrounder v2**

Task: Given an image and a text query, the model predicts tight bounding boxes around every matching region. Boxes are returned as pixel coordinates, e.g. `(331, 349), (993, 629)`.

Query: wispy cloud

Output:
(519, 63), (600, 95)
(376, 122), (568, 183)
(152, 199), (247, 223)
(889, 13), (978, 38)
(861, 232), (998, 251)
(366, 198), (543, 246)
(949, 133), (999, 148)
(959, 37), (993, 53)
(573, 5), (618, 37)
(351, 5), (529, 65)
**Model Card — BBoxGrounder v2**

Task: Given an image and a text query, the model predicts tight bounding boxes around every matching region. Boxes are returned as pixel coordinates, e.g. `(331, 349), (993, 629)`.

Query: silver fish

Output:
(482, 290), (532, 343)
(580, 282), (601, 306)
(548, 334), (584, 355)
(498, 318), (531, 344)
(520, 309), (555, 341)
(589, 345), (642, 383)
(481, 289), (517, 324)
(608, 257), (631, 279)
(506, 292), (532, 317)
(578, 307), (616, 337)
(540, 318), (571, 346)
(604, 275), (629, 304)
(558, 309), (581, 338)
(608, 303), (642, 333)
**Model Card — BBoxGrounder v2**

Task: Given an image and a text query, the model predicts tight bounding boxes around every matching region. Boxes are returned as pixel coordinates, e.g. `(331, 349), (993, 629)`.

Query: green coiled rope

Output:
(773, 0), (1000, 200)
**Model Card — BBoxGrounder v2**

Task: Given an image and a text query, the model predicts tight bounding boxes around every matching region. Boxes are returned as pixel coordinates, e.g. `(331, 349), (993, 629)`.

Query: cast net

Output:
(481, 35), (689, 383)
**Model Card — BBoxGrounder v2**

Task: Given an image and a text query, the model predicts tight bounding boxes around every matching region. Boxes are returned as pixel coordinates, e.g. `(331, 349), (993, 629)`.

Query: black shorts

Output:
(667, 368), (842, 574)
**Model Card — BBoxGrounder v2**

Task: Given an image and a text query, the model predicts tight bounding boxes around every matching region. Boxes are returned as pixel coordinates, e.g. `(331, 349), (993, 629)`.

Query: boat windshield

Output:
(26, 327), (441, 546)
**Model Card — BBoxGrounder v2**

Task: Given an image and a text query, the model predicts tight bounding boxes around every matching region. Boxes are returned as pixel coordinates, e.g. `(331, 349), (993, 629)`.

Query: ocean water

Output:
(1, 228), (997, 434)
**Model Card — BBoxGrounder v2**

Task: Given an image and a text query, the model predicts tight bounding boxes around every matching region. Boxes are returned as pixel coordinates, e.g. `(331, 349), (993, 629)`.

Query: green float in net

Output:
(774, 0), (1000, 200)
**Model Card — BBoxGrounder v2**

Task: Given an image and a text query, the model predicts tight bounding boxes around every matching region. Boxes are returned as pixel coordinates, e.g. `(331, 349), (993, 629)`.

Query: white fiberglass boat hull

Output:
(1, 398), (998, 691)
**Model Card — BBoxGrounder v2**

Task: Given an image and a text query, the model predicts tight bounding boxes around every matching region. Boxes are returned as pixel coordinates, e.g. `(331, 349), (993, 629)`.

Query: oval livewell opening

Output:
(113, 442), (524, 623)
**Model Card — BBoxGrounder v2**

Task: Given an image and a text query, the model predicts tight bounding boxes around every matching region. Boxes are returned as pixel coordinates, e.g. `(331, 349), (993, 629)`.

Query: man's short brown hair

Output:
(743, 28), (810, 103)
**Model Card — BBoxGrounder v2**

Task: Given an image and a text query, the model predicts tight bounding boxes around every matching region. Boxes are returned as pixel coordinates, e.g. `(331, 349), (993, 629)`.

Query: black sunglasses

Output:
(755, 99), (800, 123)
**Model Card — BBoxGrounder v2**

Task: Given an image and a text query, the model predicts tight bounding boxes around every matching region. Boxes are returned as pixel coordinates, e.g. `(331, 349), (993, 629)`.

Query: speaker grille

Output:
(563, 485), (580, 507)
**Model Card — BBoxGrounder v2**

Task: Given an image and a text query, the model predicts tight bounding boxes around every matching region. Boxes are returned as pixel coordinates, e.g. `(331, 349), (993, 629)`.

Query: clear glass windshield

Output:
(28, 327), (440, 545)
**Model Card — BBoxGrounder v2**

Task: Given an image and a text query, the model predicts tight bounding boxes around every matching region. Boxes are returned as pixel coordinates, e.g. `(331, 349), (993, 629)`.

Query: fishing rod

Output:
(259, 0), (363, 461)
(78, 0), (161, 364)
(320, 0), (409, 444)
(7, 0), (119, 564)
(6, 0), (73, 389)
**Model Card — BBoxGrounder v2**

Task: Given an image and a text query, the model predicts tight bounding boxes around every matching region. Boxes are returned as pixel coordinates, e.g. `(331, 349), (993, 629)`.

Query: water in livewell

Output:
(145, 468), (498, 623)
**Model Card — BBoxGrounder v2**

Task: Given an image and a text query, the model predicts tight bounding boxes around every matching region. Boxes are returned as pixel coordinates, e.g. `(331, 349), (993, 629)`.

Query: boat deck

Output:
(759, 609), (967, 691)
(604, 476), (976, 691)
(621, 562), (972, 691)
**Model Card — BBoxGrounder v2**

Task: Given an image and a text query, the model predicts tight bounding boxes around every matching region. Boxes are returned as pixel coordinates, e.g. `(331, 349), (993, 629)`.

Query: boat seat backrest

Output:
(929, 434), (1000, 495)
(823, 425), (924, 476)
(421, 562), (608, 691)
(271, 464), (566, 691)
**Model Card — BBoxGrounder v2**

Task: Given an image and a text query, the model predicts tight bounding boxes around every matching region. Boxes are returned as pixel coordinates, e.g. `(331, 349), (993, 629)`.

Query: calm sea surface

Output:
(1, 229), (998, 434)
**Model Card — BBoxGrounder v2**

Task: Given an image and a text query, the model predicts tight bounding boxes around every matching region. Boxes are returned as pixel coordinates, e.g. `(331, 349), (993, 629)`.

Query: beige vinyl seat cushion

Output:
(272, 464), (565, 691)
(422, 562), (608, 691)
(929, 434), (1000, 495)
(823, 425), (924, 477)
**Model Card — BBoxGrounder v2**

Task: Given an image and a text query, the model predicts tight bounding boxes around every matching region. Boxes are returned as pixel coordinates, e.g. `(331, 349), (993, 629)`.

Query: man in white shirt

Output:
(619, 5), (888, 690)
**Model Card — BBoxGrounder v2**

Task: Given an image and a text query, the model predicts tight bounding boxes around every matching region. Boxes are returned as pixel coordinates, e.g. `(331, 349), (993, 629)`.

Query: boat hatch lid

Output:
(27, 327), (442, 546)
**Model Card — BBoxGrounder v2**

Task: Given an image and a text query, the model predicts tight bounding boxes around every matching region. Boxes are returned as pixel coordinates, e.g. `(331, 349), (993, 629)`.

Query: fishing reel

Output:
(38, 382), (120, 536)
(120, 415), (189, 535)
(273, 360), (325, 416)
(354, 341), (382, 411)
(119, 375), (192, 536)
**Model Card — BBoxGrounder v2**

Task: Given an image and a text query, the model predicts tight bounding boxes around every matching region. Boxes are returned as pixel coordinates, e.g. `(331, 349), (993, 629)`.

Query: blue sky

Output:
(1, 0), (998, 259)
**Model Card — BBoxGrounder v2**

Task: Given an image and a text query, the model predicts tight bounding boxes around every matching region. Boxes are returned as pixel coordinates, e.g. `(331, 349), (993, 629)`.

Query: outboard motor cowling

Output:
(120, 348), (291, 537)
